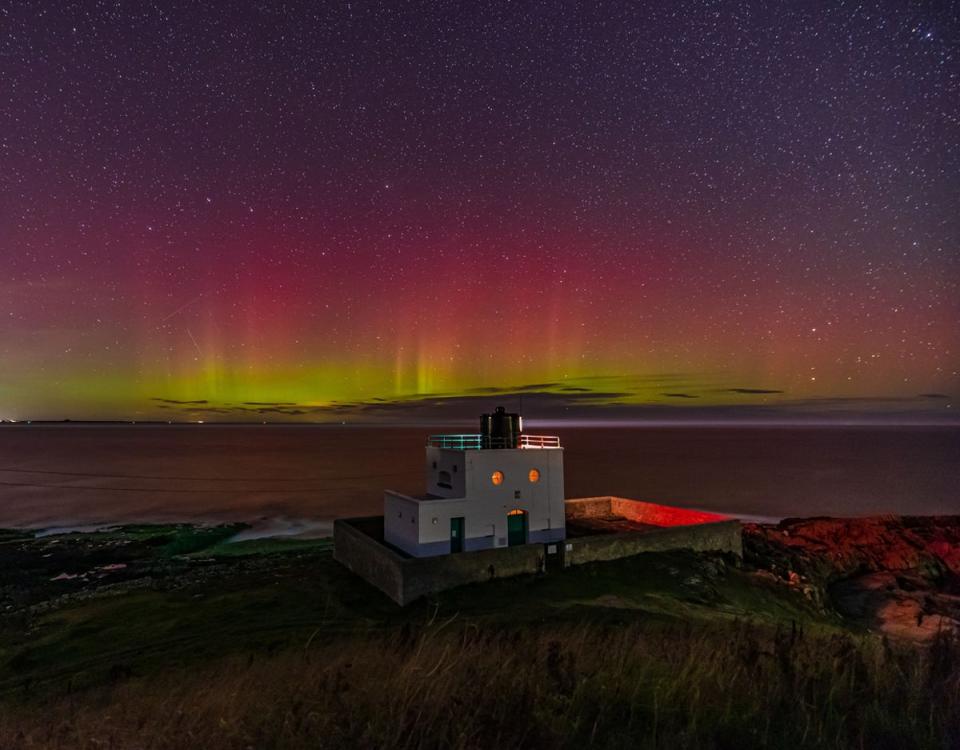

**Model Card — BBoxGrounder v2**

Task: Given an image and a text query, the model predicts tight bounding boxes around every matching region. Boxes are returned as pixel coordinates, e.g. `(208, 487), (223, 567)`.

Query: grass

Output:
(76, 523), (331, 558)
(158, 524), (248, 557)
(0, 531), (956, 748)
(0, 529), (32, 543)
(192, 536), (332, 558)
(1, 619), (957, 749)
(0, 549), (827, 699)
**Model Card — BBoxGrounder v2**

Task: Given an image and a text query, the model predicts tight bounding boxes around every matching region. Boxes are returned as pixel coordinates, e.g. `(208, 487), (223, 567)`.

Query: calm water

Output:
(0, 425), (957, 531)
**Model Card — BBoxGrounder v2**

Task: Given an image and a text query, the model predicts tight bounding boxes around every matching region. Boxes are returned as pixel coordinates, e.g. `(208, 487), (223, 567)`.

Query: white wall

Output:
(466, 449), (564, 540)
(383, 491), (422, 556)
(386, 447), (566, 557)
(424, 447), (467, 498)
(418, 448), (565, 546)
(413, 496), (477, 546)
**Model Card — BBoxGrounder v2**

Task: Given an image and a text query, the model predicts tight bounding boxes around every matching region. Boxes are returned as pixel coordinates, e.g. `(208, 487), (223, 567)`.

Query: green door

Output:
(507, 511), (528, 546)
(450, 517), (464, 553)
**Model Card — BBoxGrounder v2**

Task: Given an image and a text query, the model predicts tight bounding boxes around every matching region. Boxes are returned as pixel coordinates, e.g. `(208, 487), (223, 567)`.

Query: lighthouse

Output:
(383, 407), (566, 557)
(335, 406), (741, 604)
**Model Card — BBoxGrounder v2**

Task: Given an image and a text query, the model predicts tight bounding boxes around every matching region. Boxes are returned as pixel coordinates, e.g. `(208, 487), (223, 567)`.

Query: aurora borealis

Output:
(1, 1), (957, 422)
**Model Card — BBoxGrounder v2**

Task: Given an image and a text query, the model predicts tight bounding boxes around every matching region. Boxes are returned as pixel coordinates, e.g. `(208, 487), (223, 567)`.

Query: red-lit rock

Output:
(745, 515), (960, 642)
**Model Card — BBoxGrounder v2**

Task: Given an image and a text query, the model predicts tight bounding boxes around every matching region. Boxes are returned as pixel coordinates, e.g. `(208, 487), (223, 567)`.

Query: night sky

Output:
(1, 1), (958, 422)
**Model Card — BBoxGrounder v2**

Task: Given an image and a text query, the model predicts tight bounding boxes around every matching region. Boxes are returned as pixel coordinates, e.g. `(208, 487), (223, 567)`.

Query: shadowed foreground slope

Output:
(0, 521), (957, 749)
(3, 619), (958, 750)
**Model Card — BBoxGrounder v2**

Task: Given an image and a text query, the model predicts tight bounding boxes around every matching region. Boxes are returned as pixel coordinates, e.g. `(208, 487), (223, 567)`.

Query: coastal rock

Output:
(745, 515), (960, 642)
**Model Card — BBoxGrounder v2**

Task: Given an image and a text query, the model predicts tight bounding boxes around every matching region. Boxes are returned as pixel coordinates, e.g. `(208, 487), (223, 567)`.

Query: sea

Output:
(0, 424), (957, 535)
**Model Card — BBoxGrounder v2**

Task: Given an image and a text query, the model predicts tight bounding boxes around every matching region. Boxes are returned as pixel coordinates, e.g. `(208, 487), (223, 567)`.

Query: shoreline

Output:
(2, 512), (958, 641)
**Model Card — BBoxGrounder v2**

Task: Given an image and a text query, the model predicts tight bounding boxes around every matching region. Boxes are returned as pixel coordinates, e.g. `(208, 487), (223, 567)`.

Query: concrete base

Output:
(334, 516), (547, 606)
(334, 497), (742, 606)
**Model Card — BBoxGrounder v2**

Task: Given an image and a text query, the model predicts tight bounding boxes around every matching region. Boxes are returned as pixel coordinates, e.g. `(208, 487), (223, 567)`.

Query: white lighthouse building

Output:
(383, 407), (565, 557)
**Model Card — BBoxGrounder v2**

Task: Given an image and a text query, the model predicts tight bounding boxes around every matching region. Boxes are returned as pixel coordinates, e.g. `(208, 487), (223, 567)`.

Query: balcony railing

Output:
(426, 434), (561, 450)
(519, 434), (561, 449)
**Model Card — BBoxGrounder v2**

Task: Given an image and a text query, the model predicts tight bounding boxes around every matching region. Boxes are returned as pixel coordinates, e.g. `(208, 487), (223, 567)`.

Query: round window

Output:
(491, 470), (504, 486)
(528, 469), (540, 483)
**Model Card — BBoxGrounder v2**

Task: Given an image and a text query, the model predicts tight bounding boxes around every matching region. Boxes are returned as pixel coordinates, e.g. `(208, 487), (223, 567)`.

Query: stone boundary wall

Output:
(334, 517), (544, 606)
(564, 496), (614, 519)
(564, 496), (742, 563)
(565, 496), (731, 526)
(402, 542), (544, 604)
(333, 517), (406, 603)
(335, 497), (743, 606)
(563, 517), (742, 566)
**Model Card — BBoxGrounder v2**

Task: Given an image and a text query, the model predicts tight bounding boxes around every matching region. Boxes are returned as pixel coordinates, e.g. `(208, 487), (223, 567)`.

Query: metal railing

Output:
(519, 434), (561, 449)
(427, 434), (483, 449)
(426, 434), (561, 450)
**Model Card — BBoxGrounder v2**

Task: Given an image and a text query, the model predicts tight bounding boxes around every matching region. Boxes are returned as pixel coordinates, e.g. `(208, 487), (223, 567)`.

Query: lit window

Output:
(491, 470), (504, 486)
(528, 469), (540, 483)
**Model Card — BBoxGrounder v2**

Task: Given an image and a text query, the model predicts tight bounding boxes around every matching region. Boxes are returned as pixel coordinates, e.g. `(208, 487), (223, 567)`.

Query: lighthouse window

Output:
(528, 469), (540, 483)
(438, 470), (452, 489)
(491, 470), (504, 486)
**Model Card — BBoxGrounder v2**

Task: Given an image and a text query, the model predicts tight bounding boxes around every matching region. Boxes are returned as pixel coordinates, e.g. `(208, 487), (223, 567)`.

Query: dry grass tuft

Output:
(2, 619), (957, 750)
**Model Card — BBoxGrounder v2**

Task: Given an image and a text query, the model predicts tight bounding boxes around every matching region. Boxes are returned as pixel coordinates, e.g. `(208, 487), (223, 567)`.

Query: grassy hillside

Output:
(0, 525), (957, 748)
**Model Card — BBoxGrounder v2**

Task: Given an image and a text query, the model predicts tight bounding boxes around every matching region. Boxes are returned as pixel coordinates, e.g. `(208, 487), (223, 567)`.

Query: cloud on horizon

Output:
(151, 398), (209, 405)
(723, 388), (785, 395)
(147, 375), (958, 425)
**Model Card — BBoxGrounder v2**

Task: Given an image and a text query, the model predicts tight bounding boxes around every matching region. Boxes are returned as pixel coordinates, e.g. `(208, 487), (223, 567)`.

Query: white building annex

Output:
(383, 407), (566, 557)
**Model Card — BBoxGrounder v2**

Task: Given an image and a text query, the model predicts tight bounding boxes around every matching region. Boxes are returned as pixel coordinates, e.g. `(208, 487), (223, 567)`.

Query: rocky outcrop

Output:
(745, 515), (960, 642)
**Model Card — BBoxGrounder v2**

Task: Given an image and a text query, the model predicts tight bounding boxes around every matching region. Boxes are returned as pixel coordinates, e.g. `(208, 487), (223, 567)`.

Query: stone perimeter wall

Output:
(403, 543), (545, 604)
(334, 496), (743, 606)
(564, 517), (742, 566)
(334, 517), (545, 606)
(333, 517), (406, 604)
(565, 496), (733, 526)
